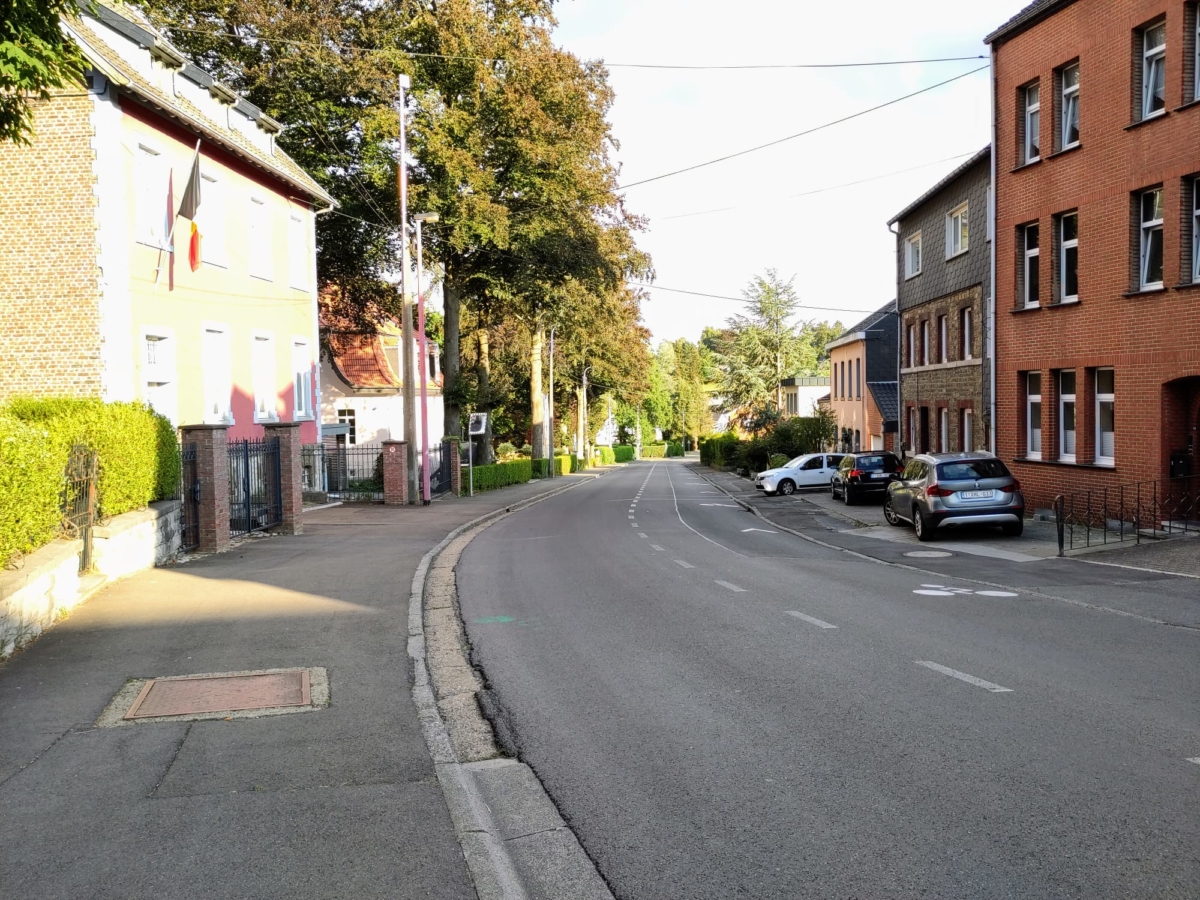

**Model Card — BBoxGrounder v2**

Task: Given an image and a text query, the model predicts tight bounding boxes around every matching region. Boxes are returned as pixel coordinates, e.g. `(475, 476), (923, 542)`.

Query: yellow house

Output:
(0, 3), (335, 442)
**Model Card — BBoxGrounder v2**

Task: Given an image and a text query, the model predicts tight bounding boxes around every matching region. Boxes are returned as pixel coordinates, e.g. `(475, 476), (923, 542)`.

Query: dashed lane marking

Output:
(674, 560), (694, 568)
(785, 611), (838, 629)
(714, 580), (746, 593)
(915, 661), (1013, 693)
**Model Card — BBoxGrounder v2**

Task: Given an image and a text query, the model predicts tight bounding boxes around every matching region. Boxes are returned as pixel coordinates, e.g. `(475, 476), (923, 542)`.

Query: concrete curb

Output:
(407, 473), (616, 900)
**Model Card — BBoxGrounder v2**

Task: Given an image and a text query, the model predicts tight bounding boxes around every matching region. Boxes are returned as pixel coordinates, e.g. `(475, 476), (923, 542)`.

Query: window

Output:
(938, 315), (948, 363)
(905, 232), (922, 277)
(202, 325), (232, 424)
(248, 196), (272, 280)
(962, 409), (975, 452)
(200, 172), (227, 267)
(1023, 83), (1041, 163)
(1193, 180), (1200, 283)
(960, 308), (973, 360)
(1059, 212), (1079, 302)
(292, 338), (313, 419)
(1095, 369), (1115, 464)
(921, 320), (930, 366)
(142, 328), (176, 425)
(947, 203), (969, 257)
(288, 211), (309, 290)
(938, 407), (949, 453)
(1060, 63), (1080, 149)
(337, 408), (357, 446)
(1059, 370), (1076, 462)
(1026, 372), (1042, 459)
(1142, 21), (1167, 120)
(855, 358), (861, 398)
(906, 324), (915, 368)
(1022, 223), (1040, 307)
(252, 332), (278, 422)
(136, 145), (167, 248)
(1140, 187), (1164, 289)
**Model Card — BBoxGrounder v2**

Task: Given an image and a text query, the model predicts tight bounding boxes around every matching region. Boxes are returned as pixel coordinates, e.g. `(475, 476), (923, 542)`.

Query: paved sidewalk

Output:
(0, 473), (598, 900)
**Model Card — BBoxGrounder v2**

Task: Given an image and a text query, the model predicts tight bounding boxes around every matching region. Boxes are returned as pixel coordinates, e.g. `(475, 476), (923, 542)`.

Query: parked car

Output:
(884, 452), (1025, 541)
(755, 453), (845, 496)
(830, 451), (903, 504)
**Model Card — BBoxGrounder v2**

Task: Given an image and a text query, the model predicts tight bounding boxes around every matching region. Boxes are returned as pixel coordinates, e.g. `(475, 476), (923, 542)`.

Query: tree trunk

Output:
(477, 329), (494, 464)
(530, 325), (546, 459)
(443, 278), (462, 439)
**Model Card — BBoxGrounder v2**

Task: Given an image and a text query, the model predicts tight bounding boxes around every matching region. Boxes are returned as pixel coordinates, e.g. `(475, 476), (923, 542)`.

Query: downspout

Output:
(312, 203), (336, 441)
(888, 222), (902, 455)
(989, 43), (998, 455)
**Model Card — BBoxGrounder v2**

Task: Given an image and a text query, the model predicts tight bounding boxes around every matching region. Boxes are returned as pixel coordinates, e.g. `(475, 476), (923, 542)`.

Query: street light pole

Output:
(396, 74), (417, 503)
(414, 212), (439, 505)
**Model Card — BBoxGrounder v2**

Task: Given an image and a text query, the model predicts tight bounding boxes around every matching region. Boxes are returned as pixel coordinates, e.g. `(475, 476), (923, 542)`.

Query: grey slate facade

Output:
(888, 147), (992, 455)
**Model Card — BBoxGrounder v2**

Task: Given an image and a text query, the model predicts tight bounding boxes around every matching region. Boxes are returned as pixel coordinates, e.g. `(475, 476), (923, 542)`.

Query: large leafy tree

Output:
(2, 0), (88, 144)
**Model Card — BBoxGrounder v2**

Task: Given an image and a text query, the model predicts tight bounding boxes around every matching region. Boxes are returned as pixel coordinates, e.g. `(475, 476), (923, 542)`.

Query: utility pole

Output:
(397, 74), (417, 503)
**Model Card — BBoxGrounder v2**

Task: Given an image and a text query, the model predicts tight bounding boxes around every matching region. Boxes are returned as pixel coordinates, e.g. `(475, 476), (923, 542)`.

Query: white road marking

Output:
(785, 611), (838, 629)
(714, 580), (746, 593)
(742, 528), (778, 533)
(674, 560), (694, 568)
(915, 661), (1013, 693)
(651, 545), (665, 551)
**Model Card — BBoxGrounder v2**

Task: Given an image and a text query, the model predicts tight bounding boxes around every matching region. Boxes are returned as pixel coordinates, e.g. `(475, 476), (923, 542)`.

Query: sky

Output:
(550, 0), (1031, 346)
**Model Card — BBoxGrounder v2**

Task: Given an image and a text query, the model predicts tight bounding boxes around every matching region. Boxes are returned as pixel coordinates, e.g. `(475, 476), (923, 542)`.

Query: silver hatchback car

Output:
(884, 452), (1025, 542)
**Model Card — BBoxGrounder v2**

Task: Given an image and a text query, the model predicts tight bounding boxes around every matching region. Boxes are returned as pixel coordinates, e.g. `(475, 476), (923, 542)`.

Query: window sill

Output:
(1013, 457), (1118, 471)
(1047, 143), (1082, 159)
(1125, 110), (1168, 131)
(1010, 159), (1042, 173)
(1173, 97), (1200, 113)
(1121, 286), (1166, 297)
(1011, 304), (1041, 313)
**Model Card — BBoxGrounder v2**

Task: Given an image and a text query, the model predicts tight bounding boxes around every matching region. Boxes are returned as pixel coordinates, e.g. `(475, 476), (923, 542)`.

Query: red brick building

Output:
(986, 0), (1200, 510)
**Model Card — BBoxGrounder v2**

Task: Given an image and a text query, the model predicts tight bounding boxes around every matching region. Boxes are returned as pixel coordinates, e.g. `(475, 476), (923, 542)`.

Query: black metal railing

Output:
(229, 437), (282, 537)
(1054, 473), (1200, 555)
(61, 443), (98, 573)
(180, 442), (200, 551)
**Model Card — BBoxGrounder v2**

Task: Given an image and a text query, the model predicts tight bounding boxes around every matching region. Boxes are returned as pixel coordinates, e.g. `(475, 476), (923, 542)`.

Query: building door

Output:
(919, 406), (930, 454)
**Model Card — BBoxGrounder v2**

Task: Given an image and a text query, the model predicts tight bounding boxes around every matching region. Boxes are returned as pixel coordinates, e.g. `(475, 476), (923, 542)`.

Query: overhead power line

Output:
(629, 283), (870, 317)
(616, 64), (990, 190)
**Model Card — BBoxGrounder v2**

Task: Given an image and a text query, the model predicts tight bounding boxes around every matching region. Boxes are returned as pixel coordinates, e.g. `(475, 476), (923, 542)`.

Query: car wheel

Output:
(779, 479), (796, 496)
(843, 485), (855, 506)
(914, 506), (936, 542)
(883, 497), (903, 526)
(1001, 519), (1024, 537)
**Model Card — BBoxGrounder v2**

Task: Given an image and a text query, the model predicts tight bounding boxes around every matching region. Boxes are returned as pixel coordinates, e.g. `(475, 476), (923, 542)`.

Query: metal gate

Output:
(229, 437), (282, 537)
(62, 443), (97, 573)
(422, 440), (454, 496)
(181, 442), (200, 551)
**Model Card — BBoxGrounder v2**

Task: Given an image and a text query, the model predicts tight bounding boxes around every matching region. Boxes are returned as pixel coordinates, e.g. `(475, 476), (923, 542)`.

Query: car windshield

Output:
(854, 455), (888, 471)
(937, 459), (1011, 481)
(784, 456), (808, 469)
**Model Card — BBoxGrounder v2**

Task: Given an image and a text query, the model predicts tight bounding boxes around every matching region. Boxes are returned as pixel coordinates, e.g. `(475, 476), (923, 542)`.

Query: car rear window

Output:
(937, 460), (1011, 481)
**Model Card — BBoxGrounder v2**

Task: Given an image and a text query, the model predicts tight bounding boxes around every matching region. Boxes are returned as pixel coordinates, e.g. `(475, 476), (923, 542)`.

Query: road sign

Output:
(469, 412), (488, 436)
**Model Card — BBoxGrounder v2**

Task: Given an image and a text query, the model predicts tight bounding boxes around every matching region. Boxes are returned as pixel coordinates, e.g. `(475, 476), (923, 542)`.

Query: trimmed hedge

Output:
(613, 445), (634, 463)
(0, 398), (180, 568)
(469, 459), (532, 492)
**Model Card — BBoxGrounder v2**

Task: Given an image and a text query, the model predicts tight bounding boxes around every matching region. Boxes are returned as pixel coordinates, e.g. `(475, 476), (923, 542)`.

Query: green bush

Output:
(613, 445), (634, 463)
(469, 459), (532, 492)
(0, 414), (65, 569)
(597, 446), (616, 465)
(768, 453), (789, 470)
(641, 443), (667, 459)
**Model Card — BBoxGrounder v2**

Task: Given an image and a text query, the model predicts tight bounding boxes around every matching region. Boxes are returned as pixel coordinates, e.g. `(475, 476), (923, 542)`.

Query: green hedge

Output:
(469, 459), (532, 492)
(641, 443), (667, 459)
(613, 445), (634, 463)
(0, 398), (180, 568)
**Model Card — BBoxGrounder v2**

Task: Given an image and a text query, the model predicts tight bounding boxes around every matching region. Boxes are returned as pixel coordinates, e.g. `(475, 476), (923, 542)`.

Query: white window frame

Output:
(201, 323), (233, 425)
(938, 315), (948, 363)
(938, 407), (949, 453)
(962, 409), (974, 452)
(906, 324), (916, 368)
(251, 331), (279, 423)
(1024, 83), (1041, 163)
(961, 308), (974, 360)
(141, 326), (177, 425)
(921, 320), (930, 366)
(1061, 63), (1080, 150)
(905, 232), (922, 278)
(1023, 223), (1041, 308)
(1143, 21), (1167, 120)
(288, 210), (309, 290)
(1058, 370), (1077, 462)
(1026, 372), (1042, 459)
(136, 144), (168, 249)
(1060, 212), (1079, 303)
(292, 337), (314, 420)
(946, 202), (969, 257)
(1095, 369), (1115, 465)
(1140, 187), (1164, 290)
(199, 170), (228, 268)
(248, 195), (273, 281)
(1193, 180), (1200, 283)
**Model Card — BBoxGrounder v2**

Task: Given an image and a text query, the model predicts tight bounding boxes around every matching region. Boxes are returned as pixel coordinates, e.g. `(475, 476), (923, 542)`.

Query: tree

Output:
(2, 1), (87, 144)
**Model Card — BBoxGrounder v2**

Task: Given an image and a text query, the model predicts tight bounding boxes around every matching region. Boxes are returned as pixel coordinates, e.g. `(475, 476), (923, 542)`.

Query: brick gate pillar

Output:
(263, 422), (304, 535)
(382, 440), (409, 505)
(448, 439), (462, 496)
(180, 424), (230, 553)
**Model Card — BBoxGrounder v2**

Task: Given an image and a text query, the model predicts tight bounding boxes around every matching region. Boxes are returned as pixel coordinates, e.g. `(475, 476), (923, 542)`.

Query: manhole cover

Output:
(124, 670), (310, 719)
(904, 550), (953, 558)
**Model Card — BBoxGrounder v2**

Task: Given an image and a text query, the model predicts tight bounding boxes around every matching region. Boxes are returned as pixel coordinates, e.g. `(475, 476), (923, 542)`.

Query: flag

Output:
(177, 140), (202, 271)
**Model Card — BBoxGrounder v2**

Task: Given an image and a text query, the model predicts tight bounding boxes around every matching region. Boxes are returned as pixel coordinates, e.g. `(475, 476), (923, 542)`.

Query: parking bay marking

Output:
(915, 661), (1013, 693)
(785, 611), (838, 629)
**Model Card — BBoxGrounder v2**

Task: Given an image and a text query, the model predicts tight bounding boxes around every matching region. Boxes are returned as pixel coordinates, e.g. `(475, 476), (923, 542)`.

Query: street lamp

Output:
(414, 211), (439, 505)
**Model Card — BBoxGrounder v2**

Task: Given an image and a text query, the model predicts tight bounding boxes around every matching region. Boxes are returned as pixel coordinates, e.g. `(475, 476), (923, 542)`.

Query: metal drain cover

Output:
(904, 550), (953, 558)
(124, 670), (310, 719)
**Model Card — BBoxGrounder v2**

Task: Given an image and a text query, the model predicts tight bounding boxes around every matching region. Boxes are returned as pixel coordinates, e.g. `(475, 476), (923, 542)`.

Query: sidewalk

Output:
(0, 473), (598, 900)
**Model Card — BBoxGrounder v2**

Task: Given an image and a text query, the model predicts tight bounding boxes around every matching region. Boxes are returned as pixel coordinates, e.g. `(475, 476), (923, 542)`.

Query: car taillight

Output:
(848, 469), (864, 478)
(926, 485), (954, 498)
(1000, 479), (1021, 494)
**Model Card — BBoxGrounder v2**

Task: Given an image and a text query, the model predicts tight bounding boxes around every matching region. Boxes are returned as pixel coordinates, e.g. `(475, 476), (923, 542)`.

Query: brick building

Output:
(824, 302), (899, 452)
(889, 147), (992, 457)
(0, 3), (334, 441)
(986, 0), (1200, 509)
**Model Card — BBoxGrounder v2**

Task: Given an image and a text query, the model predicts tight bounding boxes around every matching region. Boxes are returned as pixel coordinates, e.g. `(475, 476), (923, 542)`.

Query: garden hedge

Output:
(469, 458), (532, 492)
(0, 398), (180, 568)
(613, 445), (634, 463)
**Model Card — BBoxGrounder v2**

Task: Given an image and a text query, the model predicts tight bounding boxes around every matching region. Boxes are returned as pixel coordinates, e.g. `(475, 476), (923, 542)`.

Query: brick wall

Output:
(0, 92), (101, 399)
(993, 0), (1200, 508)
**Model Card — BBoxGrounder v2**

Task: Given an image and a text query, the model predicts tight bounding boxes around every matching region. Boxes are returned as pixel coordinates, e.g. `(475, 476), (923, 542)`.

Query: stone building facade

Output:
(889, 147), (992, 456)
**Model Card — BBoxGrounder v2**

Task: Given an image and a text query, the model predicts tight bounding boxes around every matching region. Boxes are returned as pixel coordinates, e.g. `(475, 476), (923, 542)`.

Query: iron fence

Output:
(180, 443), (199, 552)
(302, 444), (384, 502)
(61, 443), (98, 573)
(229, 437), (282, 537)
(1054, 473), (1200, 555)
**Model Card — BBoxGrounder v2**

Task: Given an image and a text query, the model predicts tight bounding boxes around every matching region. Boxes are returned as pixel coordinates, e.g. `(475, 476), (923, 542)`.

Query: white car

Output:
(754, 453), (846, 496)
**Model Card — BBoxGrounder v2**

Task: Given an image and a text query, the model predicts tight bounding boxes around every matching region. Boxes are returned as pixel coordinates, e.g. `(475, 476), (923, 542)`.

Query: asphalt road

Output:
(457, 459), (1200, 900)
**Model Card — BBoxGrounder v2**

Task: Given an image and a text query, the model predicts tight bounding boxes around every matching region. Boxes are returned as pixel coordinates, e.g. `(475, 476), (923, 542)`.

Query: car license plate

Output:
(961, 490), (993, 499)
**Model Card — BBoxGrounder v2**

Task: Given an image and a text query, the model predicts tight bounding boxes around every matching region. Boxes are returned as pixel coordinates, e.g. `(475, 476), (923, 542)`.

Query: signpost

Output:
(468, 412), (487, 497)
